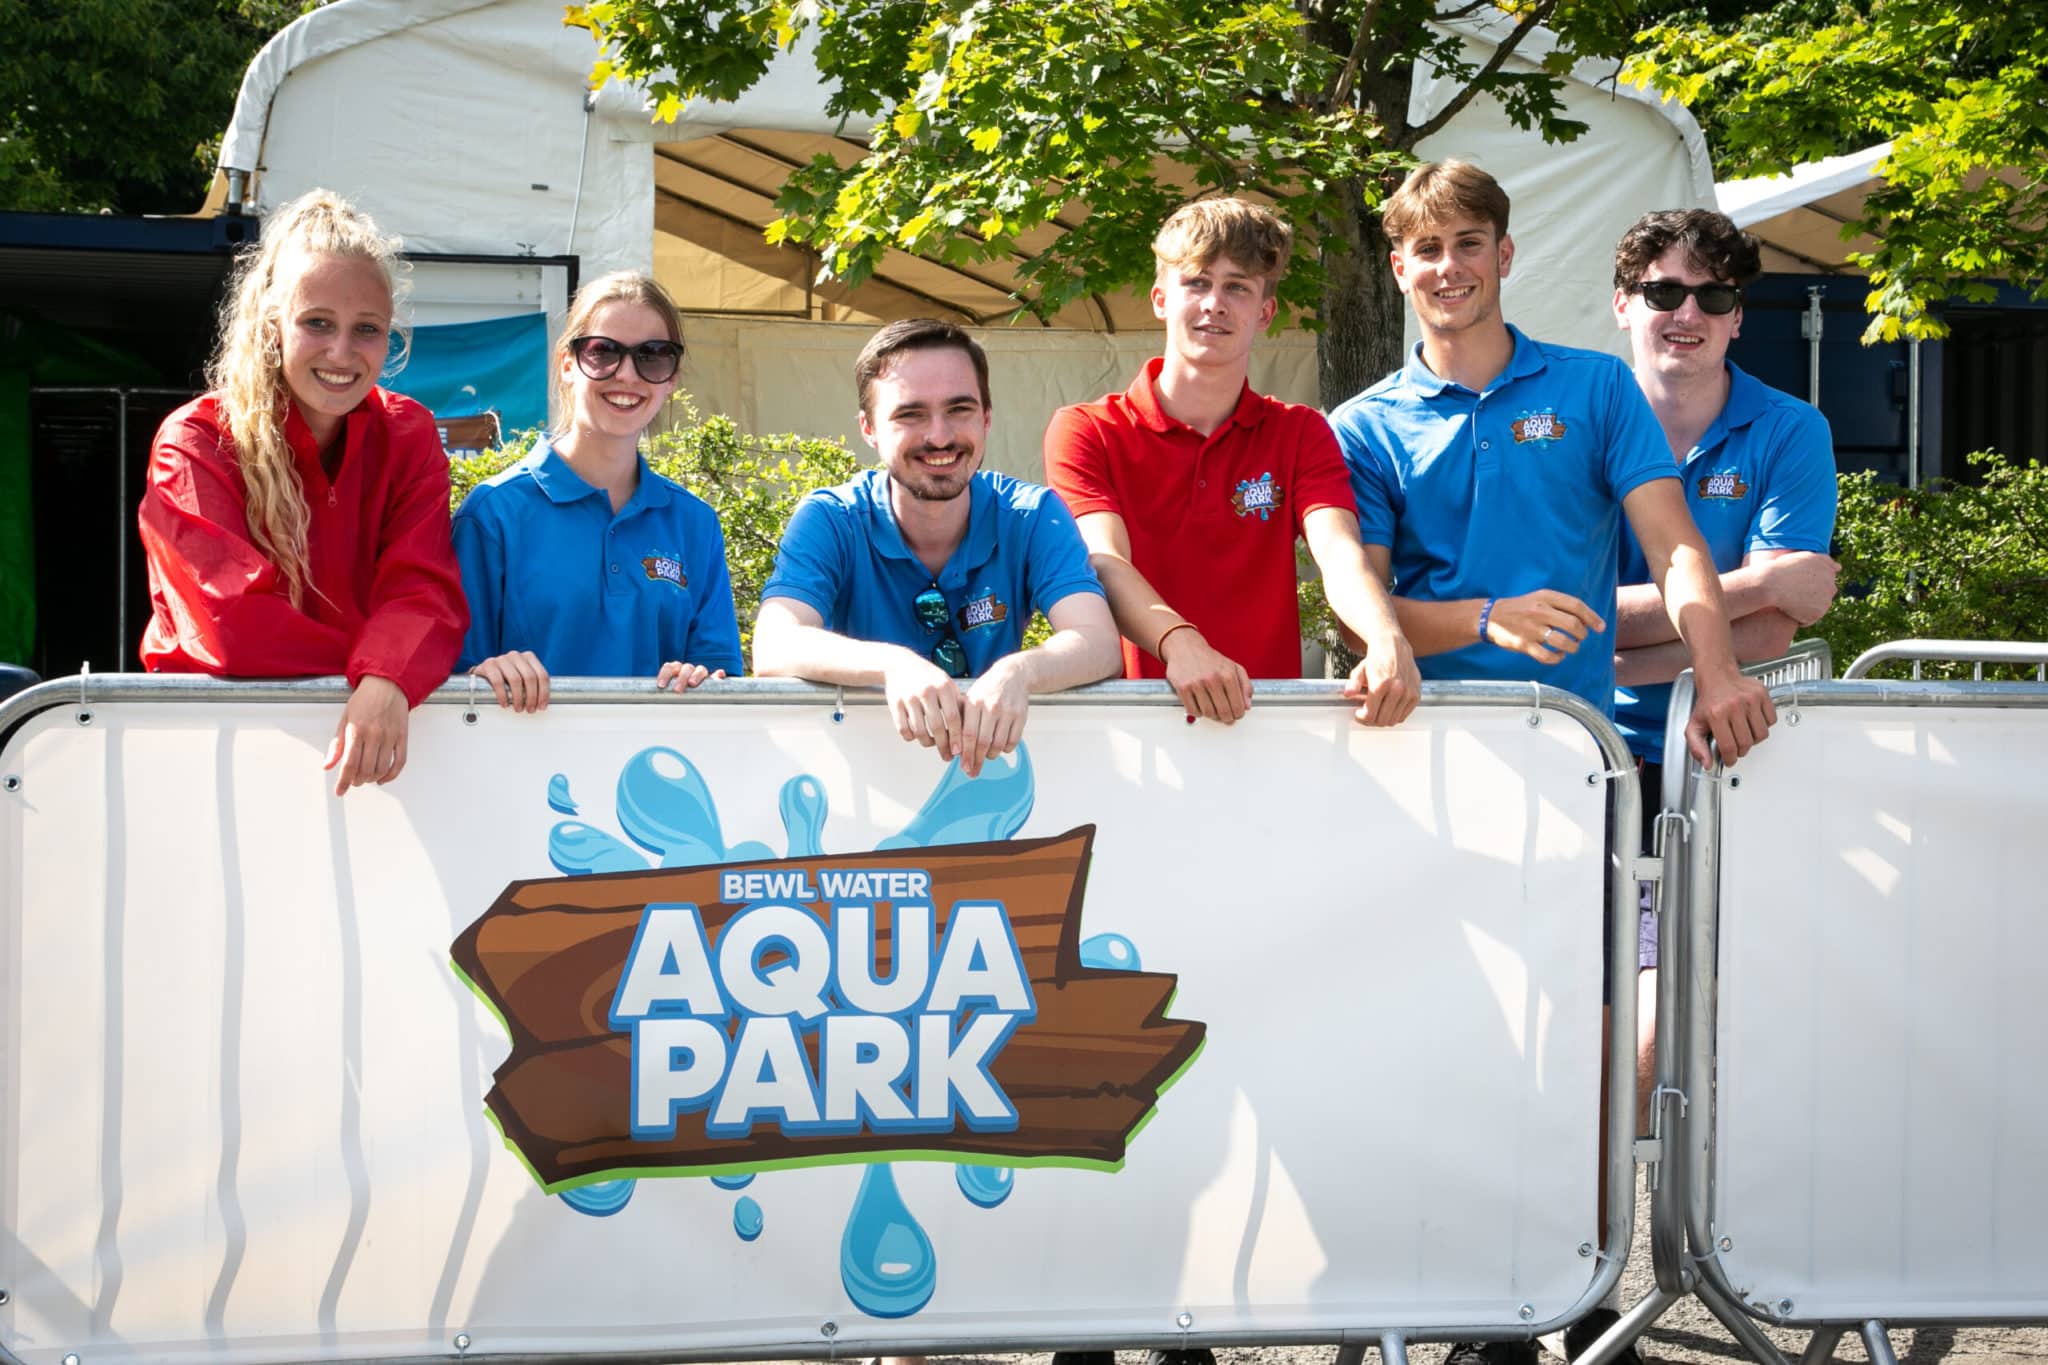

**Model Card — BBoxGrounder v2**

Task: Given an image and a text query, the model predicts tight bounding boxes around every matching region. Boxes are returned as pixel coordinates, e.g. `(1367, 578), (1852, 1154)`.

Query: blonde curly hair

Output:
(209, 189), (409, 608)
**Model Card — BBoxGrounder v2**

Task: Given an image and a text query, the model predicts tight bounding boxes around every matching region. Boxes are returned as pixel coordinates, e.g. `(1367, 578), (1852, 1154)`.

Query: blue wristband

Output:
(1477, 596), (1498, 644)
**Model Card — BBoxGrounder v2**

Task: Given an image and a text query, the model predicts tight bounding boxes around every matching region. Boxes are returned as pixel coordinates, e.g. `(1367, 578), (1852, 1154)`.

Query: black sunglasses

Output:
(568, 334), (684, 383)
(912, 586), (970, 679)
(1632, 280), (1741, 316)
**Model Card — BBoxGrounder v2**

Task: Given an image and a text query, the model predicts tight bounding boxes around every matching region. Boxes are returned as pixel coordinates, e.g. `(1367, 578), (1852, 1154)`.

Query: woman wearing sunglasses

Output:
(137, 189), (468, 797)
(454, 272), (743, 709)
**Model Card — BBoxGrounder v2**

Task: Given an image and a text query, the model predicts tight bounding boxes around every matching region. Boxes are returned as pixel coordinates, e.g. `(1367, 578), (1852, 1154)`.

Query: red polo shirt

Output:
(1044, 357), (1355, 680)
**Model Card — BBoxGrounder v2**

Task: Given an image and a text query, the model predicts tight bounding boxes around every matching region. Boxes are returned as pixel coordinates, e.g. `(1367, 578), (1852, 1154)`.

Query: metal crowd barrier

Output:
(1843, 638), (2048, 681)
(1651, 667), (2048, 1365)
(0, 674), (1644, 1365)
(1659, 639), (1834, 813)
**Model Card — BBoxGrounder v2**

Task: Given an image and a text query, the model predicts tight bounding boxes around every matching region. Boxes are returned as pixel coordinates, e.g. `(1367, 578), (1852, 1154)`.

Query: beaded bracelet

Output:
(1477, 596), (1499, 644)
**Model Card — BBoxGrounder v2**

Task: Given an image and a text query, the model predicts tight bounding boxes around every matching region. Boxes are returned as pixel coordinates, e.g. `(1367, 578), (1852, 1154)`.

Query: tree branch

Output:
(1401, 0), (1557, 148)
(1329, 0), (1386, 109)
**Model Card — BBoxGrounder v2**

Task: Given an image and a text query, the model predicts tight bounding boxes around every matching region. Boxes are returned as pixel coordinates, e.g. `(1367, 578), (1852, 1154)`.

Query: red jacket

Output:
(138, 390), (468, 706)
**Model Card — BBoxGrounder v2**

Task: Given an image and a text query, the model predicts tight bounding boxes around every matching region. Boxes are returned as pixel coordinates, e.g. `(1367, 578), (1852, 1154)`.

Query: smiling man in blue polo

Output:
(1328, 160), (1776, 771)
(754, 318), (1121, 778)
(1609, 208), (1839, 775)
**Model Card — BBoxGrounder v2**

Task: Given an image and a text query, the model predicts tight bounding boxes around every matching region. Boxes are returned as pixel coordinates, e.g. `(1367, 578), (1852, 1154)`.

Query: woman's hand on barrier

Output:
(1483, 590), (1605, 662)
(884, 653), (965, 761)
(656, 661), (723, 693)
(1343, 631), (1421, 727)
(1160, 625), (1253, 723)
(471, 652), (550, 713)
(961, 657), (1029, 778)
(324, 675), (411, 796)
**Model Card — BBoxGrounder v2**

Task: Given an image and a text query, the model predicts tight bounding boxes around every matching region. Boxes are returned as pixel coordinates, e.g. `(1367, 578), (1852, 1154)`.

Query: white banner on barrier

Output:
(1710, 701), (2048, 1321)
(2, 690), (1608, 1364)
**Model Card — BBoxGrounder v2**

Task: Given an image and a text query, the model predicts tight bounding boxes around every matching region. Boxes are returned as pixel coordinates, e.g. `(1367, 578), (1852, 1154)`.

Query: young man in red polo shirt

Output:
(1044, 198), (1418, 726)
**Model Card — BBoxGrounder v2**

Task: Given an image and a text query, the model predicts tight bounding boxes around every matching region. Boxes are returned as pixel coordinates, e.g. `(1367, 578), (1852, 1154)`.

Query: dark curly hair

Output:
(1613, 209), (1762, 290)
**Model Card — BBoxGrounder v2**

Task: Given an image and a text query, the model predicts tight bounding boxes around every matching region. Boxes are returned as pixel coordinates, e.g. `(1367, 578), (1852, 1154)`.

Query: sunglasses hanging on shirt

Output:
(1631, 280), (1742, 316)
(568, 335), (685, 384)
(912, 586), (971, 679)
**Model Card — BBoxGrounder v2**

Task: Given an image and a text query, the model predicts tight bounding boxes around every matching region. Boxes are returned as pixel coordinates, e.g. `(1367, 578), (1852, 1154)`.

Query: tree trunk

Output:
(1315, 186), (1408, 411)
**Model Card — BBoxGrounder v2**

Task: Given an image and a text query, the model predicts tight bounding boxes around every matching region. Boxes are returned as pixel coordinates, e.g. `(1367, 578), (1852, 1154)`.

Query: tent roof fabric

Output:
(1716, 144), (1889, 274)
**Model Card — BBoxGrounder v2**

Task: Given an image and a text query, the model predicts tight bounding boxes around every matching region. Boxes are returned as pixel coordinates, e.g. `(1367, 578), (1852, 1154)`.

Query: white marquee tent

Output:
(217, 0), (1715, 470)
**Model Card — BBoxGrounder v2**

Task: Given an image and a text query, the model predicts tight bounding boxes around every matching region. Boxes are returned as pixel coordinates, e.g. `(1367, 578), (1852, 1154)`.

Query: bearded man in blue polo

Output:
(755, 318), (1122, 778)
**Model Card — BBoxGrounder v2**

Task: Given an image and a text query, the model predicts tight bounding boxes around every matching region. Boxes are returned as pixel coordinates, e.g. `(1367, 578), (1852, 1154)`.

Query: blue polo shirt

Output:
(762, 468), (1104, 673)
(1329, 325), (1677, 711)
(1613, 363), (1837, 761)
(453, 437), (745, 676)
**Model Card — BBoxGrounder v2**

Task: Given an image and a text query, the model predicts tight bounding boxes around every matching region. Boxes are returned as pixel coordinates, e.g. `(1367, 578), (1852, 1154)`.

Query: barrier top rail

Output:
(1842, 637), (2048, 681)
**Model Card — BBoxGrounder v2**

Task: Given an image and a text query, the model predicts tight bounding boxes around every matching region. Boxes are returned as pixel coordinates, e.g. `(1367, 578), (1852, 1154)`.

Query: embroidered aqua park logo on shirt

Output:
(1697, 471), (1751, 500)
(641, 552), (688, 589)
(1231, 472), (1284, 521)
(958, 587), (1010, 633)
(1511, 410), (1569, 444)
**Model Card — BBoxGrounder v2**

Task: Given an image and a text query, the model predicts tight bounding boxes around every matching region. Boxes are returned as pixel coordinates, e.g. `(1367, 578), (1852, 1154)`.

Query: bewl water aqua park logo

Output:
(450, 744), (1206, 1319)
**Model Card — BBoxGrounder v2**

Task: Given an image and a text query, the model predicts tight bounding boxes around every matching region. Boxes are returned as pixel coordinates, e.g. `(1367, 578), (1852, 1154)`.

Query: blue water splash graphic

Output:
(558, 1180), (633, 1217)
(1080, 932), (1142, 971)
(780, 775), (829, 857)
(877, 746), (1034, 849)
(734, 1195), (764, 1241)
(547, 822), (648, 876)
(955, 1164), (1014, 1209)
(546, 773), (578, 815)
(839, 1164), (937, 1318)
(711, 1172), (755, 1190)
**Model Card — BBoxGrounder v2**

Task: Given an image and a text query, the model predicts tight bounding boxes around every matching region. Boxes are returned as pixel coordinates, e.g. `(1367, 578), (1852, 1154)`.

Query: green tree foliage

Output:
(567, 0), (1643, 404)
(1820, 454), (2048, 678)
(1627, 0), (2048, 343)
(0, 0), (320, 214)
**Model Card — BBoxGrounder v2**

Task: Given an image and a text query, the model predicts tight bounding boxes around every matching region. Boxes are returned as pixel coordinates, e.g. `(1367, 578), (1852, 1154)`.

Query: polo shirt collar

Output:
(524, 437), (671, 513)
(861, 467), (998, 579)
(1401, 323), (1546, 398)
(1125, 355), (1266, 435)
(1684, 363), (1769, 463)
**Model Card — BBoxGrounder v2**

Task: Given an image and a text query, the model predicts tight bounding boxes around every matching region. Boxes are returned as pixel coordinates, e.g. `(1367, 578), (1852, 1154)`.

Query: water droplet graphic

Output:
(711, 1172), (755, 1189)
(547, 822), (649, 875)
(559, 1179), (634, 1216)
(734, 1195), (764, 1241)
(616, 747), (730, 867)
(1079, 933), (1141, 971)
(839, 1164), (937, 1318)
(955, 1164), (1013, 1209)
(781, 774), (829, 856)
(878, 746), (1035, 849)
(546, 772), (578, 815)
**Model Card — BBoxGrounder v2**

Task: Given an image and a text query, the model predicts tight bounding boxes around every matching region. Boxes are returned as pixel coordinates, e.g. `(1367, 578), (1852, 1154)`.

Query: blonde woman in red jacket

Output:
(138, 190), (468, 796)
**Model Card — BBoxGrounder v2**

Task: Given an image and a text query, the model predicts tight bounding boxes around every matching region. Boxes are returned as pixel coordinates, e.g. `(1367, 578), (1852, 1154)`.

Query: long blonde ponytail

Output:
(208, 189), (409, 608)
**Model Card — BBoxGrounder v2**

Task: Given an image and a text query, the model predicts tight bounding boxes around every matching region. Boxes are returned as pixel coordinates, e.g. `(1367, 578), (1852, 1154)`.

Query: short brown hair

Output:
(1381, 160), (1511, 248)
(854, 318), (992, 418)
(1153, 198), (1293, 293)
(551, 271), (685, 428)
(1613, 208), (1763, 290)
